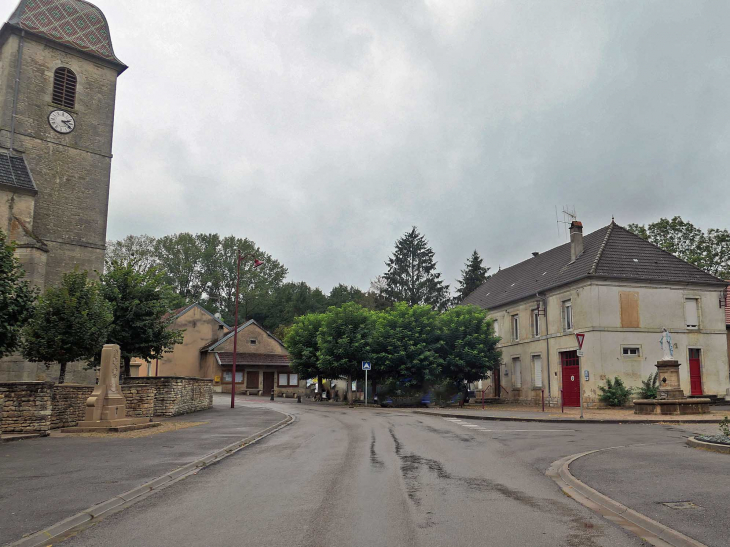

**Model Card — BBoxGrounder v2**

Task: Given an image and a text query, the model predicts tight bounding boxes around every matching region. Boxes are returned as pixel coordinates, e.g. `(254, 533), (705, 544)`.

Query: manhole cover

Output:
(661, 501), (701, 509)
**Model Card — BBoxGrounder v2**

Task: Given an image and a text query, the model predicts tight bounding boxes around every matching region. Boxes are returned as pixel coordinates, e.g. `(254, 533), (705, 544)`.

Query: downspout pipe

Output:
(537, 292), (551, 398)
(10, 30), (25, 152)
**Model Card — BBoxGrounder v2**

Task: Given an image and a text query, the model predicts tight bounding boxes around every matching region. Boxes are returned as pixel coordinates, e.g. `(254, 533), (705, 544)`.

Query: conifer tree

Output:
(383, 227), (450, 310)
(455, 250), (490, 302)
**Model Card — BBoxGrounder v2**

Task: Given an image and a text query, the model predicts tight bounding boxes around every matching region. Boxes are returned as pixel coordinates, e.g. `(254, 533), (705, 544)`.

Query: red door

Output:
(561, 351), (580, 407)
(689, 349), (703, 396)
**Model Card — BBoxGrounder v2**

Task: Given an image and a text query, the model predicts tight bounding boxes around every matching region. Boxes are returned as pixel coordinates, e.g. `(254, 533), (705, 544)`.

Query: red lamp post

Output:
(231, 251), (264, 409)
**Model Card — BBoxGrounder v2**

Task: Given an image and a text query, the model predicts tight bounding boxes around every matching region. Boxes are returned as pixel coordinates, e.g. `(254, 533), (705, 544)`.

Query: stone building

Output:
(464, 220), (730, 407)
(0, 0), (125, 383)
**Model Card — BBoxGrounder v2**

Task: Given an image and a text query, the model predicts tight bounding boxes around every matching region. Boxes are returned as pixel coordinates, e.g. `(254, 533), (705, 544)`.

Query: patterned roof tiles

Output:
(0, 152), (36, 193)
(8, 0), (125, 67)
(463, 222), (726, 310)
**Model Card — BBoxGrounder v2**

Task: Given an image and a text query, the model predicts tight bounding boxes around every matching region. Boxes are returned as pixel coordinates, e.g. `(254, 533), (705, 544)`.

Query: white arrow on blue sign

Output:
(362, 361), (371, 370)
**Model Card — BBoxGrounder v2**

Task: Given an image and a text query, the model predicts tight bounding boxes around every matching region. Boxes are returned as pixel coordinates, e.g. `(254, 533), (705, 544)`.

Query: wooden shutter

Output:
(619, 292), (640, 328)
(533, 356), (543, 388)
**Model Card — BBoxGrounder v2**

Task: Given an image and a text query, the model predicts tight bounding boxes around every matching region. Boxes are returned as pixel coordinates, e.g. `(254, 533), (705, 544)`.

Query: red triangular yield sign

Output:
(575, 333), (585, 350)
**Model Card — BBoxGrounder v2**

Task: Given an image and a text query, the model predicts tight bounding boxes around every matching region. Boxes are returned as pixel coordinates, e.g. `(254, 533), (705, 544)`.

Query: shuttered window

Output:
(619, 292), (640, 328)
(512, 357), (522, 388)
(532, 355), (543, 388)
(52, 67), (77, 109)
(685, 299), (699, 329)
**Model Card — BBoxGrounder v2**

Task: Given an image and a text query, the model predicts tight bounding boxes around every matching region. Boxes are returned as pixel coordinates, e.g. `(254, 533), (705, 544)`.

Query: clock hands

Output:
(62, 119), (73, 128)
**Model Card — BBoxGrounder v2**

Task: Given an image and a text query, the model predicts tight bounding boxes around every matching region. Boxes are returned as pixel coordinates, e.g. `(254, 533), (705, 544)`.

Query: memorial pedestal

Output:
(634, 359), (710, 415)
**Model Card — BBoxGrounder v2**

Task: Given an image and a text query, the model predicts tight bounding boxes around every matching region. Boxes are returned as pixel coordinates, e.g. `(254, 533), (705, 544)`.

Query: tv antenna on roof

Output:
(555, 206), (577, 240)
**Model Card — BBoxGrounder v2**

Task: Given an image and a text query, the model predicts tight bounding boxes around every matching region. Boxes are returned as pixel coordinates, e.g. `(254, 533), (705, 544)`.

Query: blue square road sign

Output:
(362, 361), (371, 370)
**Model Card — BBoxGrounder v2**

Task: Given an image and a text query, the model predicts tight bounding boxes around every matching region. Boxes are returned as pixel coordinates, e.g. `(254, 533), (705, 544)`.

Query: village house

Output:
(464, 220), (730, 406)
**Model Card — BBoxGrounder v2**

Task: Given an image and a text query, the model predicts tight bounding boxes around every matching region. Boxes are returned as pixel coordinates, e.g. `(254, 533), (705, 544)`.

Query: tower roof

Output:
(8, 0), (125, 68)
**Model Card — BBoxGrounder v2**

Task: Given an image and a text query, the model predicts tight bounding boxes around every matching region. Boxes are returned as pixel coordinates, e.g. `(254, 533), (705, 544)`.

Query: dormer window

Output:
(52, 67), (77, 109)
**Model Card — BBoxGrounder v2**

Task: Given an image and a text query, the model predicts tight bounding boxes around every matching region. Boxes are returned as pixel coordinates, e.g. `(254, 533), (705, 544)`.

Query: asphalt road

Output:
(62, 403), (649, 547)
(0, 400), (284, 543)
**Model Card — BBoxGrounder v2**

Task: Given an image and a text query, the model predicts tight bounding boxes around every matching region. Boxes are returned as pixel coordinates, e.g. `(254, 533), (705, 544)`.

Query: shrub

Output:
(637, 372), (659, 400)
(720, 417), (730, 438)
(598, 376), (633, 407)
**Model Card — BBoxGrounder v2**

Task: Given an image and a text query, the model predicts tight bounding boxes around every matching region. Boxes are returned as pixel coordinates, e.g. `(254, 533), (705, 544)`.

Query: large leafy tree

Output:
(455, 250), (490, 302)
(328, 284), (365, 308)
(627, 217), (730, 279)
(22, 271), (112, 384)
(383, 227), (450, 310)
(285, 313), (326, 394)
(0, 229), (36, 359)
(254, 281), (328, 331)
(437, 305), (501, 392)
(318, 303), (374, 404)
(371, 303), (441, 394)
(101, 262), (184, 378)
(155, 233), (204, 301)
(105, 234), (158, 274)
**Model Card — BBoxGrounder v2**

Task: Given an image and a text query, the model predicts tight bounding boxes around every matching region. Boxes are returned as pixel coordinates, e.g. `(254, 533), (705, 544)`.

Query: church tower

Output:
(0, 0), (126, 291)
(0, 1), (125, 383)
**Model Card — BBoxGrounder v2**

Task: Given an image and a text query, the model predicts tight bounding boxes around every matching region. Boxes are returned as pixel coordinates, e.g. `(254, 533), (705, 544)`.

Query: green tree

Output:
(254, 281), (328, 332)
(437, 305), (501, 395)
(627, 217), (730, 279)
(285, 313), (326, 395)
(0, 229), (36, 359)
(154, 233), (203, 300)
(318, 303), (374, 404)
(328, 284), (365, 308)
(455, 250), (490, 303)
(371, 303), (441, 394)
(22, 271), (112, 384)
(105, 234), (158, 274)
(383, 227), (450, 310)
(101, 262), (184, 378)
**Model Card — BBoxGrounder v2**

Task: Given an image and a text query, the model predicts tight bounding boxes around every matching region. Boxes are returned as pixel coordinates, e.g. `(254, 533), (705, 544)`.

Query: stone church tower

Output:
(0, 0), (125, 382)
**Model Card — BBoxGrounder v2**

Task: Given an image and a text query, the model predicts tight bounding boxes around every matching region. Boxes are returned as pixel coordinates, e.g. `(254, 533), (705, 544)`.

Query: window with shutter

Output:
(685, 299), (699, 329)
(619, 292), (640, 328)
(52, 67), (77, 109)
(532, 355), (543, 388)
(512, 357), (522, 388)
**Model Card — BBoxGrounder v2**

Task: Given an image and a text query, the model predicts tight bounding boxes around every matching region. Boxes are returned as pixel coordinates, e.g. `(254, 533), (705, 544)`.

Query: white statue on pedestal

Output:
(659, 328), (673, 360)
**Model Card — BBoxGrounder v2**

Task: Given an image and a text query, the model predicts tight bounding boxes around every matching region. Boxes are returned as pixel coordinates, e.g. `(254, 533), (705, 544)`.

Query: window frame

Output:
(531, 354), (543, 388)
(277, 372), (299, 388)
(512, 356), (522, 388)
(511, 314), (520, 341)
(684, 297), (700, 330)
(562, 300), (573, 332)
(222, 371), (243, 383)
(621, 346), (641, 358)
(51, 67), (78, 110)
(531, 308), (540, 338)
(249, 338), (258, 346)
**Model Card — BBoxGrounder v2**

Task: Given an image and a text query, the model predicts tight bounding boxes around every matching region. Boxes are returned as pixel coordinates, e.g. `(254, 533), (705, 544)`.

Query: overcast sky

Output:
(8, 0), (729, 293)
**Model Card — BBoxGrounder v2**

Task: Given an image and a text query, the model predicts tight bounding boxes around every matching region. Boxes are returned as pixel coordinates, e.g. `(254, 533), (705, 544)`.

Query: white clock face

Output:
(49, 110), (75, 134)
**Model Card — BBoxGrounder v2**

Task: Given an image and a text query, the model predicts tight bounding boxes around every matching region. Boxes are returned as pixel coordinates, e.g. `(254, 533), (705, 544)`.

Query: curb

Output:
(6, 409), (294, 547)
(413, 410), (721, 425)
(547, 446), (707, 547)
(686, 437), (730, 455)
(0, 432), (49, 443)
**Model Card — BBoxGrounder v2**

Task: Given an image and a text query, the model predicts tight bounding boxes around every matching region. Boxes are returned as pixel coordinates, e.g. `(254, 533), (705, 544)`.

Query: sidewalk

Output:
(414, 403), (730, 423)
(570, 441), (730, 547)
(0, 396), (285, 545)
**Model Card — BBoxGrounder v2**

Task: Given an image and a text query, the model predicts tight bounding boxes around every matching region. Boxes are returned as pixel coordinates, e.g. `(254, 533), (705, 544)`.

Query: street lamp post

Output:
(231, 251), (263, 409)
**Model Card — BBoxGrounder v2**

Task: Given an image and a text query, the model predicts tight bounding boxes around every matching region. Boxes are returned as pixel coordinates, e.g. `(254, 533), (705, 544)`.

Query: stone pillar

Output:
(655, 360), (684, 400)
(84, 344), (126, 422)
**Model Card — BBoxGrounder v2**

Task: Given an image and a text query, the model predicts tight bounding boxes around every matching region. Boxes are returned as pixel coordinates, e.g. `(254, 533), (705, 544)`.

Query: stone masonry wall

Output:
(51, 385), (93, 429)
(124, 377), (213, 417)
(0, 382), (52, 433)
(121, 384), (155, 419)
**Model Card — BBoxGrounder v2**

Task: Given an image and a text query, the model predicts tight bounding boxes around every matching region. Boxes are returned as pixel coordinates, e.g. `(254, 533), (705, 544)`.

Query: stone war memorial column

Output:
(63, 345), (160, 433)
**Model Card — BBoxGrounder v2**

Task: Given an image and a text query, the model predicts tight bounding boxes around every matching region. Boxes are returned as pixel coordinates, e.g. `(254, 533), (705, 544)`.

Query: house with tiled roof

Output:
(201, 319), (304, 397)
(463, 220), (730, 406)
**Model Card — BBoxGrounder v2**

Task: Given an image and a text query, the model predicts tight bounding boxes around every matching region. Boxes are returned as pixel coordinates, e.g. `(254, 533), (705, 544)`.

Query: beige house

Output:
(464, 221), (730, 407)
(201, 320), (304, 397)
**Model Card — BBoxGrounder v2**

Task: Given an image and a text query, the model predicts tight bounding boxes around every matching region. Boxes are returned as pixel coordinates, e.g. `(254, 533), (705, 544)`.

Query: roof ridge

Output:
(589, 221), (615, 275)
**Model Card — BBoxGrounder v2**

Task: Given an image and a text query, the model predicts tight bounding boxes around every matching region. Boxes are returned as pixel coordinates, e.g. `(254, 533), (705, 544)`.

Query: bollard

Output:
(542, 389), (545, 412)
(270, 389), (274, 401)
(297, 394), (302, 403)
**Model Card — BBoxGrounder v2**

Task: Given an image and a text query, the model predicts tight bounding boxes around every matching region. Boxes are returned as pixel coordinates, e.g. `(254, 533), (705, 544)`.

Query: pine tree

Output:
(383, 227), (450, 310)
(455, 250), (490, 302)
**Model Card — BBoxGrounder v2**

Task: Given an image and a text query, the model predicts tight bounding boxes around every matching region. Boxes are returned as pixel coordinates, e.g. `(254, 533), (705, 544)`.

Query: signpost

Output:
(575, 333), (585, 419)
(362, 361), (371, 407)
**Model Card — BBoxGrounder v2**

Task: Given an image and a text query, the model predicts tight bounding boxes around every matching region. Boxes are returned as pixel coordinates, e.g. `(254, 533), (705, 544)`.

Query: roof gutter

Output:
(537, 292), (551, 399)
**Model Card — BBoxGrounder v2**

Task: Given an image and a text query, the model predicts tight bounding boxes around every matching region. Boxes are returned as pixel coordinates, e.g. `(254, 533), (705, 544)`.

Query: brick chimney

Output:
(570, 221), (584, 262)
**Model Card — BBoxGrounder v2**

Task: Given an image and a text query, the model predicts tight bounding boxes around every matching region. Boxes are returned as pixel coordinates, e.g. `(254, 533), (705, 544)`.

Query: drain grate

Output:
(661, 501), (701, 509)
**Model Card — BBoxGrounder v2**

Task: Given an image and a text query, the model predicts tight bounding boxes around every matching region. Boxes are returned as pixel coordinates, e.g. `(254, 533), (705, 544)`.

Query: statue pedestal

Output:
(634, 359), (710, 415)
(63, 344), (160, 433)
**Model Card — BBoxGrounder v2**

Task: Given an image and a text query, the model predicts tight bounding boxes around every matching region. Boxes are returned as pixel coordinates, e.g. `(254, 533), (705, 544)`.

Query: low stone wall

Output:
(0, 382), (53, 433)
(121, 384), (155, 418)
(124, 377), (213, 417)
(51, 385), (93, 429)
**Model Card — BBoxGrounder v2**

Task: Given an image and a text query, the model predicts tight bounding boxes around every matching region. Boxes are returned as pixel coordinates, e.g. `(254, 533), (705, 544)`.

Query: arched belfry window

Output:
(52, 67), (77, 110)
